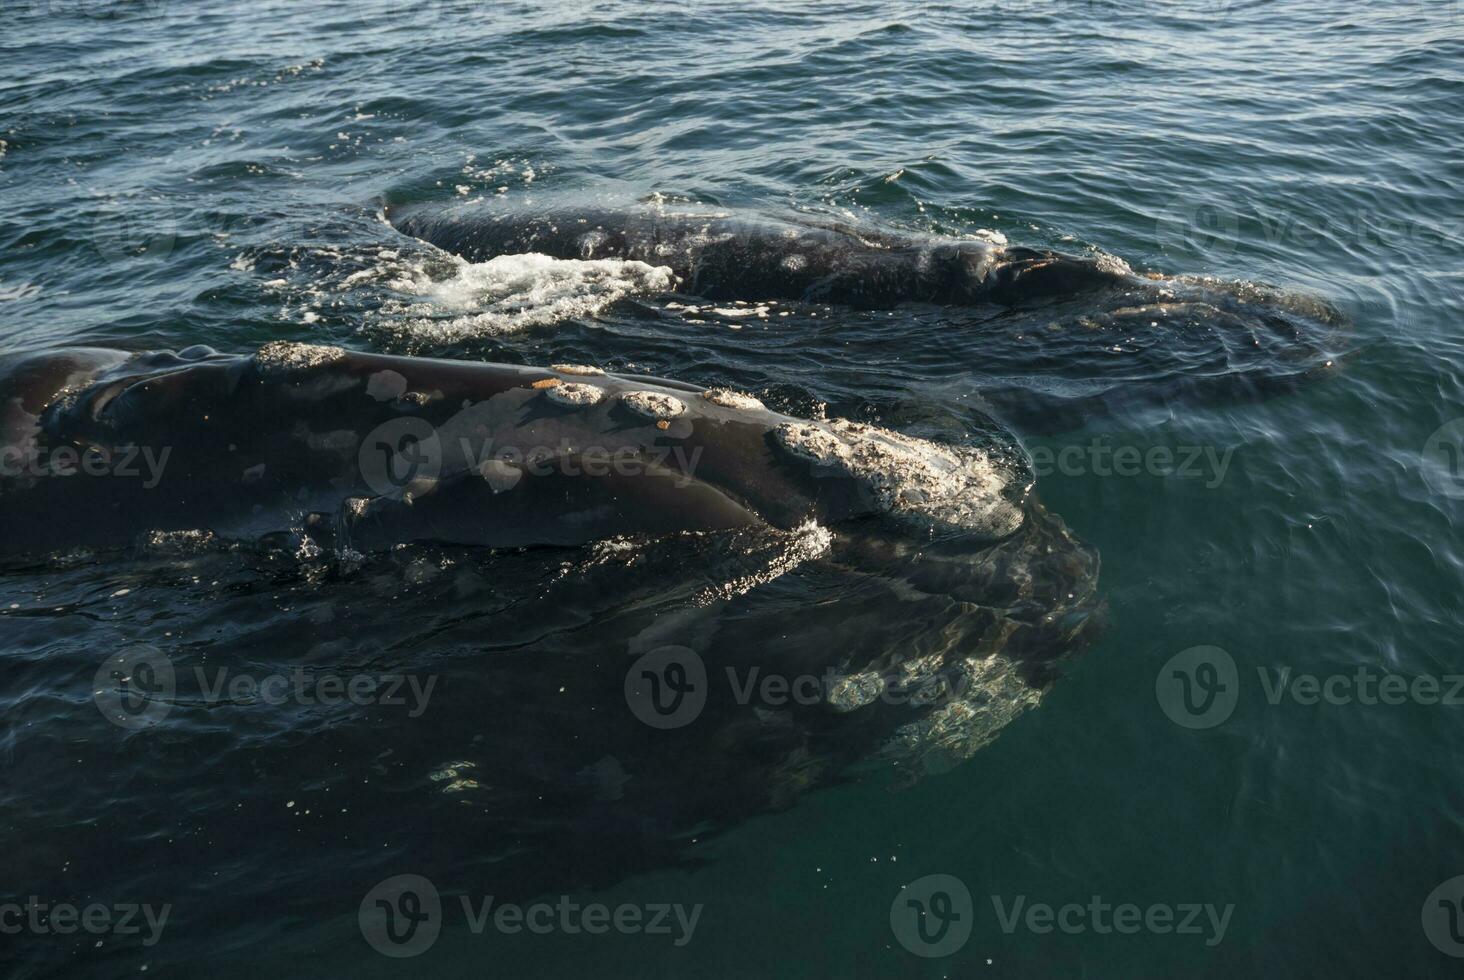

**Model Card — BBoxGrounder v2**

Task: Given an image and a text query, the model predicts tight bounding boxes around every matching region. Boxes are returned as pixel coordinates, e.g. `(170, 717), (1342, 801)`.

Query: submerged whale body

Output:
(387, 199), (1131, 309)
(4, 343), (1102, 910)
(386, 199), (1349, 430)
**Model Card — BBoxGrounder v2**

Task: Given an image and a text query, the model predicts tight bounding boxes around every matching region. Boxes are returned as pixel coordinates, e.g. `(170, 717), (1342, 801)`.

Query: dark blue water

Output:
(3, 0), (1463, 976)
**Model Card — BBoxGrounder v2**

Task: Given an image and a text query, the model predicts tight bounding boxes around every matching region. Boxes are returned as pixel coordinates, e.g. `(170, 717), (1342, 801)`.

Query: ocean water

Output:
(2, 0), (1463, 976)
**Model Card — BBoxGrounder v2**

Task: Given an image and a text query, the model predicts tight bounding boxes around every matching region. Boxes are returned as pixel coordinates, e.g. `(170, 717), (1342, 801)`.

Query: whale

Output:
(1, 341), (1042, 558)
(383, 199), (1349, 429)
(386, 198), (1133, 309)
(1, 340), (1101, 671)
(8, 342), (1103, 924)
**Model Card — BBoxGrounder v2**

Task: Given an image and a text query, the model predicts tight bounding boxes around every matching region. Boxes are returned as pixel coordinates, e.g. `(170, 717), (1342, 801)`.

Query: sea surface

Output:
(3, 0), (1463, 976)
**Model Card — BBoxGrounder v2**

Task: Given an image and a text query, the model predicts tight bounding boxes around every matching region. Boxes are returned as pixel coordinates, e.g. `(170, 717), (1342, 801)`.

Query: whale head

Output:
(936, 242), (1133, 305)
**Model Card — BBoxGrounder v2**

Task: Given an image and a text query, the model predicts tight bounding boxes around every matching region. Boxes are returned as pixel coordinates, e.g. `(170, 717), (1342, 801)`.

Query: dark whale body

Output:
(388, 200), (1128, 309)
(0, 341), (1100, 671)
(1, 341), (1036, 556)
(3, 344), (1103, 928)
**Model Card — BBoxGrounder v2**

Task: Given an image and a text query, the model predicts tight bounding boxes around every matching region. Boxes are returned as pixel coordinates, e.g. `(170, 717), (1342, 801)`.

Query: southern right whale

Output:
(385, 198), (1348, 431)
(10, 342), (1102, 921)
(387, 198), (1133, 309)
(385, 197), (1349, 332)
(0, 341), (1034, 558)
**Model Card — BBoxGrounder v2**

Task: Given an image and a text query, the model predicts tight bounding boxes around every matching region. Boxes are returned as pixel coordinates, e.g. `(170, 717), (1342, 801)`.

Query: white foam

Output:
(965, 229), (1008, 246)
(387, 252), (676, 339)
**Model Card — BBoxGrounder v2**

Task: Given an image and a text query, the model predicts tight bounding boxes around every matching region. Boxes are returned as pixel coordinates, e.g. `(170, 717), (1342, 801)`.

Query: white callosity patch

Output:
(254, 341), (347, 373)
(620, 390), (686, 421)
(544, 382), (604, 407)
(550, 363), (605, 376)
(702, 388), (765, 411)
(388, 253), (676, 339)
(772, 418), (1025, 538)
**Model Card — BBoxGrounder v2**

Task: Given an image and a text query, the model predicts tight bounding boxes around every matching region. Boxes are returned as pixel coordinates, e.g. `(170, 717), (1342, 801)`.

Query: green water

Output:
(2, 0), (1462, 976)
